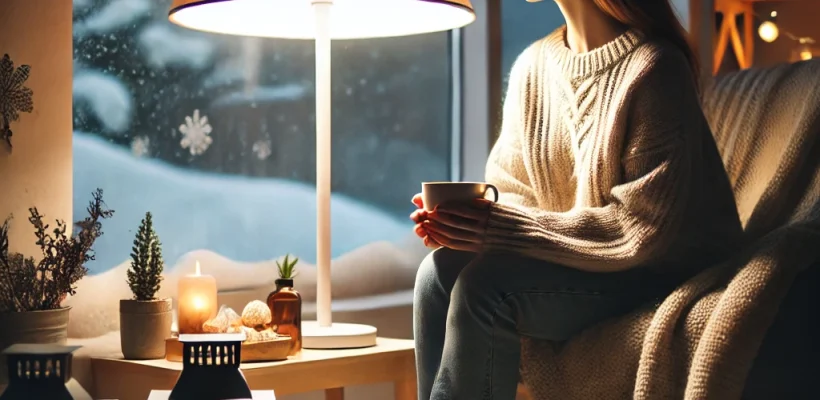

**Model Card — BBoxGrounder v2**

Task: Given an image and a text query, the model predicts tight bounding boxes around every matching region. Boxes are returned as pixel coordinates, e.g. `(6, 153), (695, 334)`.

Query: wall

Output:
(0, 2), (73, 258)
(754, 1), (820, 67)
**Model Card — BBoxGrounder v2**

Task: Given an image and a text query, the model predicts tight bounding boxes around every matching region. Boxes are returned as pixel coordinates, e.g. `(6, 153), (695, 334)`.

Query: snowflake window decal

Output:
(131, 136), (150, 158)
(179, 109), (213, 156)
(0, 54), (34, 150)
(252, 139), (272, 160)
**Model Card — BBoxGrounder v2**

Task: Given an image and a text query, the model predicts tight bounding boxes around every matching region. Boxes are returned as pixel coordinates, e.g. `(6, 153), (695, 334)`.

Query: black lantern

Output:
(0, 344), (91, 400)
(169, 333), (252, 400)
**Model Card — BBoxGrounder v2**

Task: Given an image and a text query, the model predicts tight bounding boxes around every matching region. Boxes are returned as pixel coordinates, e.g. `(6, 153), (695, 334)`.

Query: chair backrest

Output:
(702, 60), (820, 241)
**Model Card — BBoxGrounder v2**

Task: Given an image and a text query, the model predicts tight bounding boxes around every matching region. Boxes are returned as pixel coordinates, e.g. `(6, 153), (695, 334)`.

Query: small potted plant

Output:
(0, 189), (113, 382)
(120, 212), (172, 360)
(266, 255), (302, 355)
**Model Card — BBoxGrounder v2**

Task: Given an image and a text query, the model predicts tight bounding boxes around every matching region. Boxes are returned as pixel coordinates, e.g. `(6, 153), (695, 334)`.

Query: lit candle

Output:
(177, 261), (217, 334)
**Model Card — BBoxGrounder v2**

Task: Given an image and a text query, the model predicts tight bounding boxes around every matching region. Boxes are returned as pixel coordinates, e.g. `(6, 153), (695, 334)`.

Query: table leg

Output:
(325, 387), (344, 400)
(395, 348), (418, 400)
(394, 377), (416, 400)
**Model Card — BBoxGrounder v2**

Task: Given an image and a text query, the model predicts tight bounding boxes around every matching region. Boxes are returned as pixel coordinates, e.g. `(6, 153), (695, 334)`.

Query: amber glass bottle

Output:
(267, 278), (302, 355)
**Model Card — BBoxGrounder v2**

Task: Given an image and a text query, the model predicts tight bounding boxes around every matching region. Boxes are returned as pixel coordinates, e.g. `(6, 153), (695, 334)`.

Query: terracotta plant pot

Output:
(0, 307), (71, 384)
(119, 298), (173, 360)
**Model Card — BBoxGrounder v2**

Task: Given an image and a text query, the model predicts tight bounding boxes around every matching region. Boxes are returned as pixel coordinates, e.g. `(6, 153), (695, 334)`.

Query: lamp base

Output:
(301, 321), (377, 349)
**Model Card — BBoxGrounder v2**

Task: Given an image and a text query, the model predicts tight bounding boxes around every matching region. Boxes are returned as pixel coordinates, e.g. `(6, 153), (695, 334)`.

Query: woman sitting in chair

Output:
(410, 0), (744, 399)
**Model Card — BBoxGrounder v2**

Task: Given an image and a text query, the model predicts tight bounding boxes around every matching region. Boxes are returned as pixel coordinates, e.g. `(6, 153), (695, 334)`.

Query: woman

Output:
(410, 0), (744, 399)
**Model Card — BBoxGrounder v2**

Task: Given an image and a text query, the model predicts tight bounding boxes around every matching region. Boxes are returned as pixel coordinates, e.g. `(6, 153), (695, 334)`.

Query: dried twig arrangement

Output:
(0, 189), (114, 312)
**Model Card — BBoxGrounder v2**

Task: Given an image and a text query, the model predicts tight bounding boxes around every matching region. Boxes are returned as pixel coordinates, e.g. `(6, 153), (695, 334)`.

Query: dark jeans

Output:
(413, 248), (669, 400)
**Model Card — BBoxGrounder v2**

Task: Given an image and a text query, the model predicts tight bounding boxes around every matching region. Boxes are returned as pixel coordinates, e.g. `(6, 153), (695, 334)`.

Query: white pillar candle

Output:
(177, 261), (217, 334)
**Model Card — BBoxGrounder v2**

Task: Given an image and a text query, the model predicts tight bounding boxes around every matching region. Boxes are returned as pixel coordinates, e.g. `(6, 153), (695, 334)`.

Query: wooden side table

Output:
(91, 337), (416, 400)
(148, 390), (276, 400)
(148, 390), (276, 399)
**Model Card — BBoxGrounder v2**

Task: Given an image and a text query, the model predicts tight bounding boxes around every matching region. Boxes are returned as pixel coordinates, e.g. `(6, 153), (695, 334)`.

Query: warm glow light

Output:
(194, 260), (201, 276)
(168, 0), (475, 39)
(800, 49), (813, 61)
(758, 21), (780, 43)
(192, 296), (206, 309)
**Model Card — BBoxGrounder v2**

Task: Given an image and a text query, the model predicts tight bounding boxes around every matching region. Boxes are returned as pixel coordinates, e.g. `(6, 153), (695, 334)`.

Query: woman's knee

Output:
(446, 253), (514, 327)
(449, 252), (520, 308)
(415, 248), (474, 299)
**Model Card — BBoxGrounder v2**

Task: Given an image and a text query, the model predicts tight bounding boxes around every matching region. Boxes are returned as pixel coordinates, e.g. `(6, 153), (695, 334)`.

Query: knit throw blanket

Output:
(520, 60), (820, 399)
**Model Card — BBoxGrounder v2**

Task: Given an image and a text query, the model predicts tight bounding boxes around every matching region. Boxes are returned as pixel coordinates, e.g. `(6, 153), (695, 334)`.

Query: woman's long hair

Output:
(592, 0), (699, 81)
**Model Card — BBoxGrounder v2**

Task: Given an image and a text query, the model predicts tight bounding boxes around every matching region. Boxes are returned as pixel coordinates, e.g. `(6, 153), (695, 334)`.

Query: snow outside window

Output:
(72, 0), (453, 278)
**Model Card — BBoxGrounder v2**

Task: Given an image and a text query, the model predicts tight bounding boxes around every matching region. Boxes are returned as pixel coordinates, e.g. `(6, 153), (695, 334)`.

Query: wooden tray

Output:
(165, 336), (292, 362)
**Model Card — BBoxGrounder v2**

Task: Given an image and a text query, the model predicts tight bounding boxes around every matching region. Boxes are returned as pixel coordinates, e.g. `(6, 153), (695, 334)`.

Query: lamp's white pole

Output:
(313, 0), (333, 328)
(301, 0), (377, 349)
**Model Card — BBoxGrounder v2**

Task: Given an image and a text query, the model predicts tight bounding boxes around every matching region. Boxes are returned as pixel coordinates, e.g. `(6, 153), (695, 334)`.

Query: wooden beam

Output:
(713, 0), (756, 74)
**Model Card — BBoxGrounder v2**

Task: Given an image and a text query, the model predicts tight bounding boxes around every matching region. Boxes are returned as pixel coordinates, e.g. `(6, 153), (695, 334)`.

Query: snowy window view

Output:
(73, 0), (452, 276)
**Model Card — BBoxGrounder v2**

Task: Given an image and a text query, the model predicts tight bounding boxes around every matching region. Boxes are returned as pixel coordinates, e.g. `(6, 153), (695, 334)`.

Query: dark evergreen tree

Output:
(127, 212), (164, 301)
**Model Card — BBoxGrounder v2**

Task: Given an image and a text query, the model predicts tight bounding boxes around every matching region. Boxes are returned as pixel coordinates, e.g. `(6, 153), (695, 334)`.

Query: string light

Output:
(758, 11), (779, 43)
(757, 10), (815, 61)
(799, 37), (816, 61)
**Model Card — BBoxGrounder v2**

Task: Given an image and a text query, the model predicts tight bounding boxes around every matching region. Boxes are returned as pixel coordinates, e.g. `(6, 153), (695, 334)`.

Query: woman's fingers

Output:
(427, 229), (479, 252)
(426, 220), (481, 243)
(410, 209), (429, 223)
(412, 193), (424, 209)
(428, 210), (483, 233)
(414, 223), (427, 238)
(423, 235), (442, 249)
(409, 209), (423, 223)
(435, 203), (486, 221)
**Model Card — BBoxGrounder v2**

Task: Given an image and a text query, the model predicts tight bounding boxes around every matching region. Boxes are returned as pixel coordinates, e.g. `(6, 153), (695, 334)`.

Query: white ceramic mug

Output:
(421, 182), (499, 211)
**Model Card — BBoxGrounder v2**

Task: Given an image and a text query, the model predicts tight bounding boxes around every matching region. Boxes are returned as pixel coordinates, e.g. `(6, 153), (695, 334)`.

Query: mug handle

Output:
(484, 184), (499, 202)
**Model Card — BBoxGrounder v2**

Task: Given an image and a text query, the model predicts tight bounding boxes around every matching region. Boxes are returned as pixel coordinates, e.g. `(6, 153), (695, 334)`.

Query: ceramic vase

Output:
(119, 298), (173, 360)
(0, 307), (70, 385)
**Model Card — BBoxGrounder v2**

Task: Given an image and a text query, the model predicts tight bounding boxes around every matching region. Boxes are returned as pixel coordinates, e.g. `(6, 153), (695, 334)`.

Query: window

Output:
(73, 0), (454, 283)
(501, 0), (564, 85)
(501, 0), (692, 80)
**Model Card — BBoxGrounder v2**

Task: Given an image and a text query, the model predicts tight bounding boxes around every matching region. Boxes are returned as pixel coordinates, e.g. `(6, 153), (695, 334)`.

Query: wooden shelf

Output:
(90, 337), (416, 400)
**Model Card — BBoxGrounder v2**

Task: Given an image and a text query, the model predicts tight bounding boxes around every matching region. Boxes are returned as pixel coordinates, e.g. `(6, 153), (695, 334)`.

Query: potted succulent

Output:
(0, 189), (113, 382)
(120, 212), (172, 360)
(266, 255), (302, 355)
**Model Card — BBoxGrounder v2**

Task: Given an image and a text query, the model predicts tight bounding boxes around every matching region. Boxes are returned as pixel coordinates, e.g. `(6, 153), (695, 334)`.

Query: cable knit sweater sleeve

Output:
(484, 47), (698, 272)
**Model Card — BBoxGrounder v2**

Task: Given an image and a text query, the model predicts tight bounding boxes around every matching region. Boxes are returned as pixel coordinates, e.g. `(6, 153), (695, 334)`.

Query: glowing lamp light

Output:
(758, 21), (779, 43)
(169, 0), (475, 40)
(169, 0), (475, 349)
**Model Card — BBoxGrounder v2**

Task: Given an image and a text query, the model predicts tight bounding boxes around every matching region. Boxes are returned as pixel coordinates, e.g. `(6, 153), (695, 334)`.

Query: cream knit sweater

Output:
(484, 27), (743, 272)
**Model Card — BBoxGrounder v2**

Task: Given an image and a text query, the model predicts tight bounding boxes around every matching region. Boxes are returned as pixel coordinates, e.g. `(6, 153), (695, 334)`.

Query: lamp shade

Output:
(168, 0), (475, 39)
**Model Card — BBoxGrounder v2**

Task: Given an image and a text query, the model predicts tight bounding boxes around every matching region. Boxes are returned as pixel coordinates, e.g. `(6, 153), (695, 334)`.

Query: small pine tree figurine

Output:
(127, 212), (164, 301)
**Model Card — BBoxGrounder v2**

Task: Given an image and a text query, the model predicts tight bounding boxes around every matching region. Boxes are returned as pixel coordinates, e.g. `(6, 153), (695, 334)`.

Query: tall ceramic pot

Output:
(119, 298), (173, 360)
(0, 307), (71, 384)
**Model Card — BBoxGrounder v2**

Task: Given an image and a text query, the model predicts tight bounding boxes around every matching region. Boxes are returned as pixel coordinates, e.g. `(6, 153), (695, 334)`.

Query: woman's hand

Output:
(410, 194), (442, 249)
(425, 198), (493, 252)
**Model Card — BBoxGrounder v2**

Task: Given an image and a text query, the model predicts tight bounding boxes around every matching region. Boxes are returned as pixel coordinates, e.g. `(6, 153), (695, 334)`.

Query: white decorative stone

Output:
(241, 300), (271, 328)
(202, 305), (241, 333)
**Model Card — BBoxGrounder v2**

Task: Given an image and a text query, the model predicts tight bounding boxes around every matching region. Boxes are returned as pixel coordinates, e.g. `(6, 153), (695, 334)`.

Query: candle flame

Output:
(195, 261), (201, 276)
(193, 296), (206, 310)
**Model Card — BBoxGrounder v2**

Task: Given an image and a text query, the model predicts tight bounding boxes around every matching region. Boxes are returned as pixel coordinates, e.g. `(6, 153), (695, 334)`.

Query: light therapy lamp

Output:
(168, 0), (475, 349)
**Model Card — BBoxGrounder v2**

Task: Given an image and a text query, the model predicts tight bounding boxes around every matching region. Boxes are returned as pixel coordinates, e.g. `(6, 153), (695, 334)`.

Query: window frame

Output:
(455, 0), (502, 182)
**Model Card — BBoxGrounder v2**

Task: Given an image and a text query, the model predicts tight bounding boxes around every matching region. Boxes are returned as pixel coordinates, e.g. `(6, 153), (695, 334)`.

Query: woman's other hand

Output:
(410, 193), (442, 249)
(425, 198), (493, 252)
